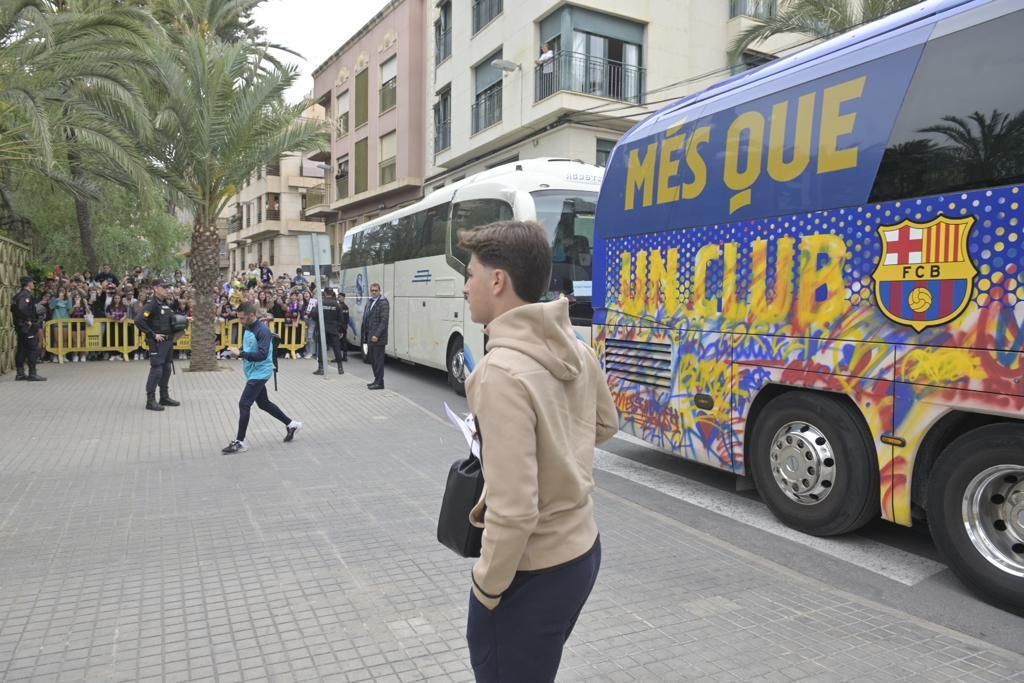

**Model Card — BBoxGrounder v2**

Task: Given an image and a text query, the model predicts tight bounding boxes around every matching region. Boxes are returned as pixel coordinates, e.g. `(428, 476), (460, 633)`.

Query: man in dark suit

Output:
(361, 282), (388, 390)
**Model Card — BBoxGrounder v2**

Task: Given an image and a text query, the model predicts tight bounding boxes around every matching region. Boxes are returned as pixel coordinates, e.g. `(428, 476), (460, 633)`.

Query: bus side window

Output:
(450, 199), (513, 264)
(869, 10), (1024, 201)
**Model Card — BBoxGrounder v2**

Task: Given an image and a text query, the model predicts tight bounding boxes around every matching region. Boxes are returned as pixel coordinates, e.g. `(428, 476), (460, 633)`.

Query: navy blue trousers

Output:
(236, 379), (291, 441)
(467, 537), (601, 682)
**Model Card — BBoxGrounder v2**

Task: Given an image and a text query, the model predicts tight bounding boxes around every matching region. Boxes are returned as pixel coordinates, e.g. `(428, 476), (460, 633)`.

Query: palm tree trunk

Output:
(188, 221), (221, 372)
(67, 147), (98, 272)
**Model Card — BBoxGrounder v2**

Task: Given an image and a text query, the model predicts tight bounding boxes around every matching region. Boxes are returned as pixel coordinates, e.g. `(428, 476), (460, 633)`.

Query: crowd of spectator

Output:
(29, 261), (324, 363)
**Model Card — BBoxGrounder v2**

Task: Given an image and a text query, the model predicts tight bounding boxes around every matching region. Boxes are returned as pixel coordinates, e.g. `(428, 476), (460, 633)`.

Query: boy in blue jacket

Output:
(221, 302), (302, 453)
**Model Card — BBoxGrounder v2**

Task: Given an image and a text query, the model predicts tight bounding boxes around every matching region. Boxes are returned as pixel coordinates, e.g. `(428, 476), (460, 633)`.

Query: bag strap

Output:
(474, 415), (483, 465)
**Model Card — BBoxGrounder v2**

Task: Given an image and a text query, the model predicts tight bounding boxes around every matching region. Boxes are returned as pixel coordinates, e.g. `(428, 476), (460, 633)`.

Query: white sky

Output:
(252, 0), (392, 103)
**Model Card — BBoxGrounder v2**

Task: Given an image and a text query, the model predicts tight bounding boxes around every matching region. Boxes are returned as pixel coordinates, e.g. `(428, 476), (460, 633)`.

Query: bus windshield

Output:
(532, 190), (597, 313)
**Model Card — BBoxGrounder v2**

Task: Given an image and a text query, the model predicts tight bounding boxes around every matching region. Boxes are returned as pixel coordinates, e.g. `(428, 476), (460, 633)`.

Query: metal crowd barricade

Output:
(42, 318), (308, 361)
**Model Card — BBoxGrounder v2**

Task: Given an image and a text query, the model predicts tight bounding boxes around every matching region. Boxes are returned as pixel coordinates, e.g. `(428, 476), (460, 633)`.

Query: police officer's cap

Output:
(19, 275), (33, 287)
(151, 277), (170, 288)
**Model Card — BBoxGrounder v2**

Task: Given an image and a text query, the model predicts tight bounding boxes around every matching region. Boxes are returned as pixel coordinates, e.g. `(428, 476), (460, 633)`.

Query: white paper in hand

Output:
(444, 402), (480, 459)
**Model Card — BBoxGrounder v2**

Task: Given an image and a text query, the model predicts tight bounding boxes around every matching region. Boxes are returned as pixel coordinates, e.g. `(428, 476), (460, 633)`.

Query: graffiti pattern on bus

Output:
(596, 185), (1023, 523)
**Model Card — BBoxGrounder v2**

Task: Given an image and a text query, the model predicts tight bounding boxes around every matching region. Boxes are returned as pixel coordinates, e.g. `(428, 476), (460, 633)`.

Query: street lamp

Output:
(492, 58), (520, 73)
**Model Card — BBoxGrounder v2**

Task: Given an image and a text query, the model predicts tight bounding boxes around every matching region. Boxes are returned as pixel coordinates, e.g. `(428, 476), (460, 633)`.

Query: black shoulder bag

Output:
(437, 418), (484, 558)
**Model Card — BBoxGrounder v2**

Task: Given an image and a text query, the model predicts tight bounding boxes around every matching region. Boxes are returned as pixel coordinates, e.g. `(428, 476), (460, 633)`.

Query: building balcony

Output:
(535, 51), (644, 105)
(227, 215), (242, 233)
(335, 176), (349, 201)
(303, 182), (332, 217)
(266, 208), (281, 221)
(435, 29), (451, 65)
(471, 86), (502, 134)
(435, 120), (451, 154)
(730, 0), (776, 19)
(266, 163), (280, 177)
(379, 79), (397, 113)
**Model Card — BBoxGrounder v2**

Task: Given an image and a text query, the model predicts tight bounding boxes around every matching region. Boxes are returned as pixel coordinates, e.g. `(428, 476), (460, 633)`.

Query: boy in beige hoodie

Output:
(459, 219), (618, 682)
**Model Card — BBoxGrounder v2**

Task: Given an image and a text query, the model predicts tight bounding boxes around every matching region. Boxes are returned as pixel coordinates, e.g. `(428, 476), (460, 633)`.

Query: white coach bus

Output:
(338, 158), (602, 394)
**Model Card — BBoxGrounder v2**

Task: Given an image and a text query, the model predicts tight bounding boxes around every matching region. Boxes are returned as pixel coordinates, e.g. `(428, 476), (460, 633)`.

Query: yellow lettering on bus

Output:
(817, 77), (865, 174)
(683, 125), (711, 200)
(724, 111), (765, 213)
(750, 237), (796, 324)
(625, 142), (658, 210)
(768, 93), (815, 182)
(796, 234), (849, 328)
(657, 128), (685, 205)
(618, 250), (648, 318)
(692, 244), (722, 316)
(648, 247), (681, 316)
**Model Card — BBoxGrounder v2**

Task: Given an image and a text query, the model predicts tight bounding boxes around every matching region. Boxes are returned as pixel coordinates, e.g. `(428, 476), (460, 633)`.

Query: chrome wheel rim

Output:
(962, 465), (1024, 578)
(451, 347), (466, 383)
(768, 421), (837, 505)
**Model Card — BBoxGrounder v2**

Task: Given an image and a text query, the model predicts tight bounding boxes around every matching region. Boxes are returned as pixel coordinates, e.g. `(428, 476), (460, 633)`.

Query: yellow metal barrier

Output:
(43, 317), (309, 361)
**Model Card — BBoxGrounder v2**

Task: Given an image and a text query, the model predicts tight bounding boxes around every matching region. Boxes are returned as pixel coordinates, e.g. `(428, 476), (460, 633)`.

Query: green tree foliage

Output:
(730, 0), (923, 60)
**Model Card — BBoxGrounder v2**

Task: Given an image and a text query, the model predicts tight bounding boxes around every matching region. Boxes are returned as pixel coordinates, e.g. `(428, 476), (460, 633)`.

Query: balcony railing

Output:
(379, 157), (396, 185)
(535, 51), (644, 105)
(266, 208), (280, 221)
(435, 28), (451, 64)
(337, 111), (349, 136)
(730, 0), (777, 19)
(266, 163), (280, 177)
(471, 86), (502, 134)
(472, 0), (502, 33)
(306, 183), (327, 209)
(435, 119), (451, 154)
(336, 175), (349, 200)
(380, 78), (397, 112)
(228, 216), (242, 233)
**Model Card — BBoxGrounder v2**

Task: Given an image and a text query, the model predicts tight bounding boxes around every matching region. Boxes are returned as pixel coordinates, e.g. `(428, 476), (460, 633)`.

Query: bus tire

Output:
(749, 392), (878, 537)
(447, 336), (467, 396)
(926, 423), (1024, 615)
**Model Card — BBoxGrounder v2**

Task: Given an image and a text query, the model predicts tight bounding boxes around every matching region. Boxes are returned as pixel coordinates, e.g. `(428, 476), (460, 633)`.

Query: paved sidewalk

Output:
(0, 361), (1022, 682)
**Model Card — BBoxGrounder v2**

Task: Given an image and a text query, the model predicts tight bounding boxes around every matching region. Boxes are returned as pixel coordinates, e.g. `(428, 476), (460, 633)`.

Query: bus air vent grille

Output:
(604, 338), (672, 390)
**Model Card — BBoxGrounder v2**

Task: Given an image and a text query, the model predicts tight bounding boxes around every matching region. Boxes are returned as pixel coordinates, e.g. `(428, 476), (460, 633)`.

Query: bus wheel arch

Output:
(748, 389), (879, 537)
(446, 334), (467, 396)
(926, 422), (1024, 615)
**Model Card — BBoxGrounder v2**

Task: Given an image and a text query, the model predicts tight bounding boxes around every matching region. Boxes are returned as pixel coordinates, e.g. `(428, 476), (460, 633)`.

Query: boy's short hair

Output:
(238, 302), (259, 315)
(457, 220), (551, 303)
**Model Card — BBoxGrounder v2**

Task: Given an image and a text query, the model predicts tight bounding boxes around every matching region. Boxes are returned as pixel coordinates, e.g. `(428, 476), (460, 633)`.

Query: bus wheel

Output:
(447, 337), (467, 396)
(750, 392), (878, 536)
(927, 423), (1024, 615)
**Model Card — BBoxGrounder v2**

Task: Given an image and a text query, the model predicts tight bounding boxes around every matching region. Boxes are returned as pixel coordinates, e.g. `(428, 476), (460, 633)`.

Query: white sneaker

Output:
(284, 421), (302, 442)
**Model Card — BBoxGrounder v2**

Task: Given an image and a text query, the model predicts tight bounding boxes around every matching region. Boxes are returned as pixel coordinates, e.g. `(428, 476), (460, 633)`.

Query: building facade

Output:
(308, 0), (429, 269)
(425, 0), (800, 186)
(225, 152), (329, 280)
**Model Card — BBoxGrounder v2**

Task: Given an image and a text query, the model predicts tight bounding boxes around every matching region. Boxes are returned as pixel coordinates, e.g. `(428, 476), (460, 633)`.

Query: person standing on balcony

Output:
(260, 261), (273, 285)
(536, 42), (554, 99)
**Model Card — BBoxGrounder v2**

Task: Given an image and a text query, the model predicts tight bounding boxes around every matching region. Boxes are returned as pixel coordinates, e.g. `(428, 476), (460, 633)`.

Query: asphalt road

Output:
(338, 353), (1024, 656)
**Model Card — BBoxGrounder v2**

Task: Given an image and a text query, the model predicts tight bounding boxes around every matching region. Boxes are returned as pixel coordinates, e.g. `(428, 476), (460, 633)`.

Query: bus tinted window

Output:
(414, 203), (450, 258)
(870, 11), (1024, 201)
(532, 191), (597, 300)
(450, 198), (513, 264)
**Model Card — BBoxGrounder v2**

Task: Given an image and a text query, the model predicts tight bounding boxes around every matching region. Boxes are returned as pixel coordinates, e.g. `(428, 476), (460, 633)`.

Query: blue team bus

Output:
(593, 0), (1024, 613)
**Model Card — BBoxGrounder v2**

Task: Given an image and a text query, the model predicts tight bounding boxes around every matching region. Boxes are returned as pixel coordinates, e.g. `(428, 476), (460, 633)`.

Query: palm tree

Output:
(730, 0), (923, 61)
(920, 110), (1024, 184)
(149, 27), (325, 371)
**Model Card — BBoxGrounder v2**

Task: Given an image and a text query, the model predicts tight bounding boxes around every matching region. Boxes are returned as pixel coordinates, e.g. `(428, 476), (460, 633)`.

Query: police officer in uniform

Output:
(11, 275), (46, 382)
(134, 278), (180, 411)
(314, 288), (345, 375)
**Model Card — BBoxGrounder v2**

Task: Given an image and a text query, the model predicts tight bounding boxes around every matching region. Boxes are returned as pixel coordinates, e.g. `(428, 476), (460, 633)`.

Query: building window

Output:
(730, 0), (777, 20)
(355, 69), (369, 128)
(472, 0), (502, 34)
(434, 87), (451, 153)
(266, 193), (280, 220)
(596, 139), (615, 167)
(335, 156), (349, 200)
(354, 138), (368, 194)
(379, 131), (397, 185)
(269, 238), (274, 266)
(472, 50), (503, 134)
(435, 2), (452, 65)
(336, 90), (350, 136)
(380, 57), (397, 113)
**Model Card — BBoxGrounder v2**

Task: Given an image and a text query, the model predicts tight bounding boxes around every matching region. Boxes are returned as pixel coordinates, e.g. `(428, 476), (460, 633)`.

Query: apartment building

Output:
(308, 0), (429, 267)
(426, 0), (799, 185)
(225, 151), (329, 279)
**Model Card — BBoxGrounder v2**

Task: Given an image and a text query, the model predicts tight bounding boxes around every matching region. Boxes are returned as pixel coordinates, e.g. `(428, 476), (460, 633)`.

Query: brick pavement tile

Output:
(1, 363), (1023, 682)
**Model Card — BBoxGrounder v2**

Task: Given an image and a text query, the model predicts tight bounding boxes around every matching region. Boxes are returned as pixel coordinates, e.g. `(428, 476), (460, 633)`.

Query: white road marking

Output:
(594, 442), (946, 587)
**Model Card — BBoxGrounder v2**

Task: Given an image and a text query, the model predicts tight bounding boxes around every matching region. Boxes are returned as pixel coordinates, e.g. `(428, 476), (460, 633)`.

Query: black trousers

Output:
(320, 332), (344, 370)
(237, 379), (291, 441)
(145, 337), (175, 398)
(15, 328), (39, 375)
(368, 344), (385, 385)
(467, 537), (601, 682)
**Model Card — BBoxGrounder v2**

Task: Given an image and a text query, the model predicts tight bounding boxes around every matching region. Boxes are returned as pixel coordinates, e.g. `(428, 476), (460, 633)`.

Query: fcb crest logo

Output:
(873, 215), (977, 332)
